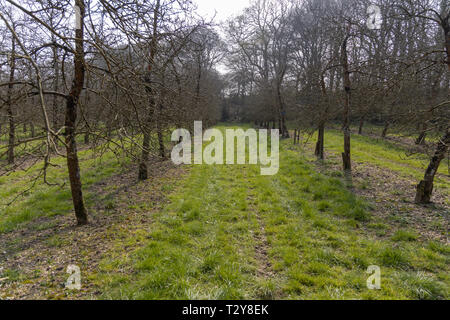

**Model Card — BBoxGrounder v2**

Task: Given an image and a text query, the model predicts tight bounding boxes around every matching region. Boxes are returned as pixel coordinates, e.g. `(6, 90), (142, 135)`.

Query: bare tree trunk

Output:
(358, 114), (365, 135)
(443, 18), (450, 72)
(156, 69), (167, 159)
(52, 42), (60, 130)
(381, 100), (398, 138)
(315, 122), (325, 160)
(415, 129), (449, 203)
(7, 37), (16, 165)
(415, 122), (428, 145)
(157, 99), (165, 159)
(65, 0), (88, 225)
(138, 0), (160, 180)
(7, 108), (15, 165)
(139, 128), (151, 180)
(30, 122), (35, 138)
(341, 31), (352, 172)
(157, 127), (165, 158)
(316, 72), (330, 160)
(139, 86), (157, 180)
(381, 121), (390, 138)
(276, 84), (289, 138)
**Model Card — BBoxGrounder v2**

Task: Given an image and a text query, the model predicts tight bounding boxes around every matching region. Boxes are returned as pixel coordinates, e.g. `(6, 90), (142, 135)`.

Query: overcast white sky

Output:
(194, 0), (251, 73)
(194, 0), (251, 23)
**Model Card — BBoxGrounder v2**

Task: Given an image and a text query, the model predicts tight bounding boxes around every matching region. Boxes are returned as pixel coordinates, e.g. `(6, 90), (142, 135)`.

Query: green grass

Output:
(0, 140), (131, 233)
(391, 230), (419, 242)
(0, 126), (43, 143)
(293, 128), (449, 198)
(94, 126), (449, 300)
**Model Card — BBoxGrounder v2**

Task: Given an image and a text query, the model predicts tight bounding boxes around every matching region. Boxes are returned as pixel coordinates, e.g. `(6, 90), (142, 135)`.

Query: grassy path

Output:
(98, 127), (448, 300)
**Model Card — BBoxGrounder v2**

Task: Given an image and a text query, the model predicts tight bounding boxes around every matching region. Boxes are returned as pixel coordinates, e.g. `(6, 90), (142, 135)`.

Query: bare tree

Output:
(64, 0), (88, 224)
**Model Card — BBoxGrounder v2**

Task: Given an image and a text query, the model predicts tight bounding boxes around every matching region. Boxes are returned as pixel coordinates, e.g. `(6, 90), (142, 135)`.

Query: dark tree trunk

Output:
(381, 121), (390, 138)
(415, 8), (450, 203)
(342, 126), (351, 171)
(293, 129), (301, 145)
(415, 130), (449, 203)
(52, 39), (60, 130)
(30, 122), (35, 138)
(443, 20), (450, 72)
(358, 115), (365, 135)
(158, 130), (165, 158)
(315, 122), (325, 160)
(415, 123), (427, 145)
(156, 69), (167, 159)
(316, 70), (330, 161)
(7, 107), (15, 165)
(7, 37), (16, 165)
(65, 0), (88, 225)
(157, 101), (165, 159)
(341, 31), (352, 172)
(138, 86), (156, 180)
(381, 100), (397, 138)
(274, 81), (289, 138)
(138, 0), (160, 180)
(139, 129), (151, 181)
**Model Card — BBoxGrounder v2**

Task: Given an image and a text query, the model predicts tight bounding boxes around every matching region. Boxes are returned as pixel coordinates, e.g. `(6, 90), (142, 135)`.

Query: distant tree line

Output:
(224, 0), (449, 203)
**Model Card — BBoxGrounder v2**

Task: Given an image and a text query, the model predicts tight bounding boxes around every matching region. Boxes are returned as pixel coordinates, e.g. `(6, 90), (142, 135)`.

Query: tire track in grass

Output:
(251, 198), (273, 279)
(244, 165), (275, 288)
(101, 162), (267, 299)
